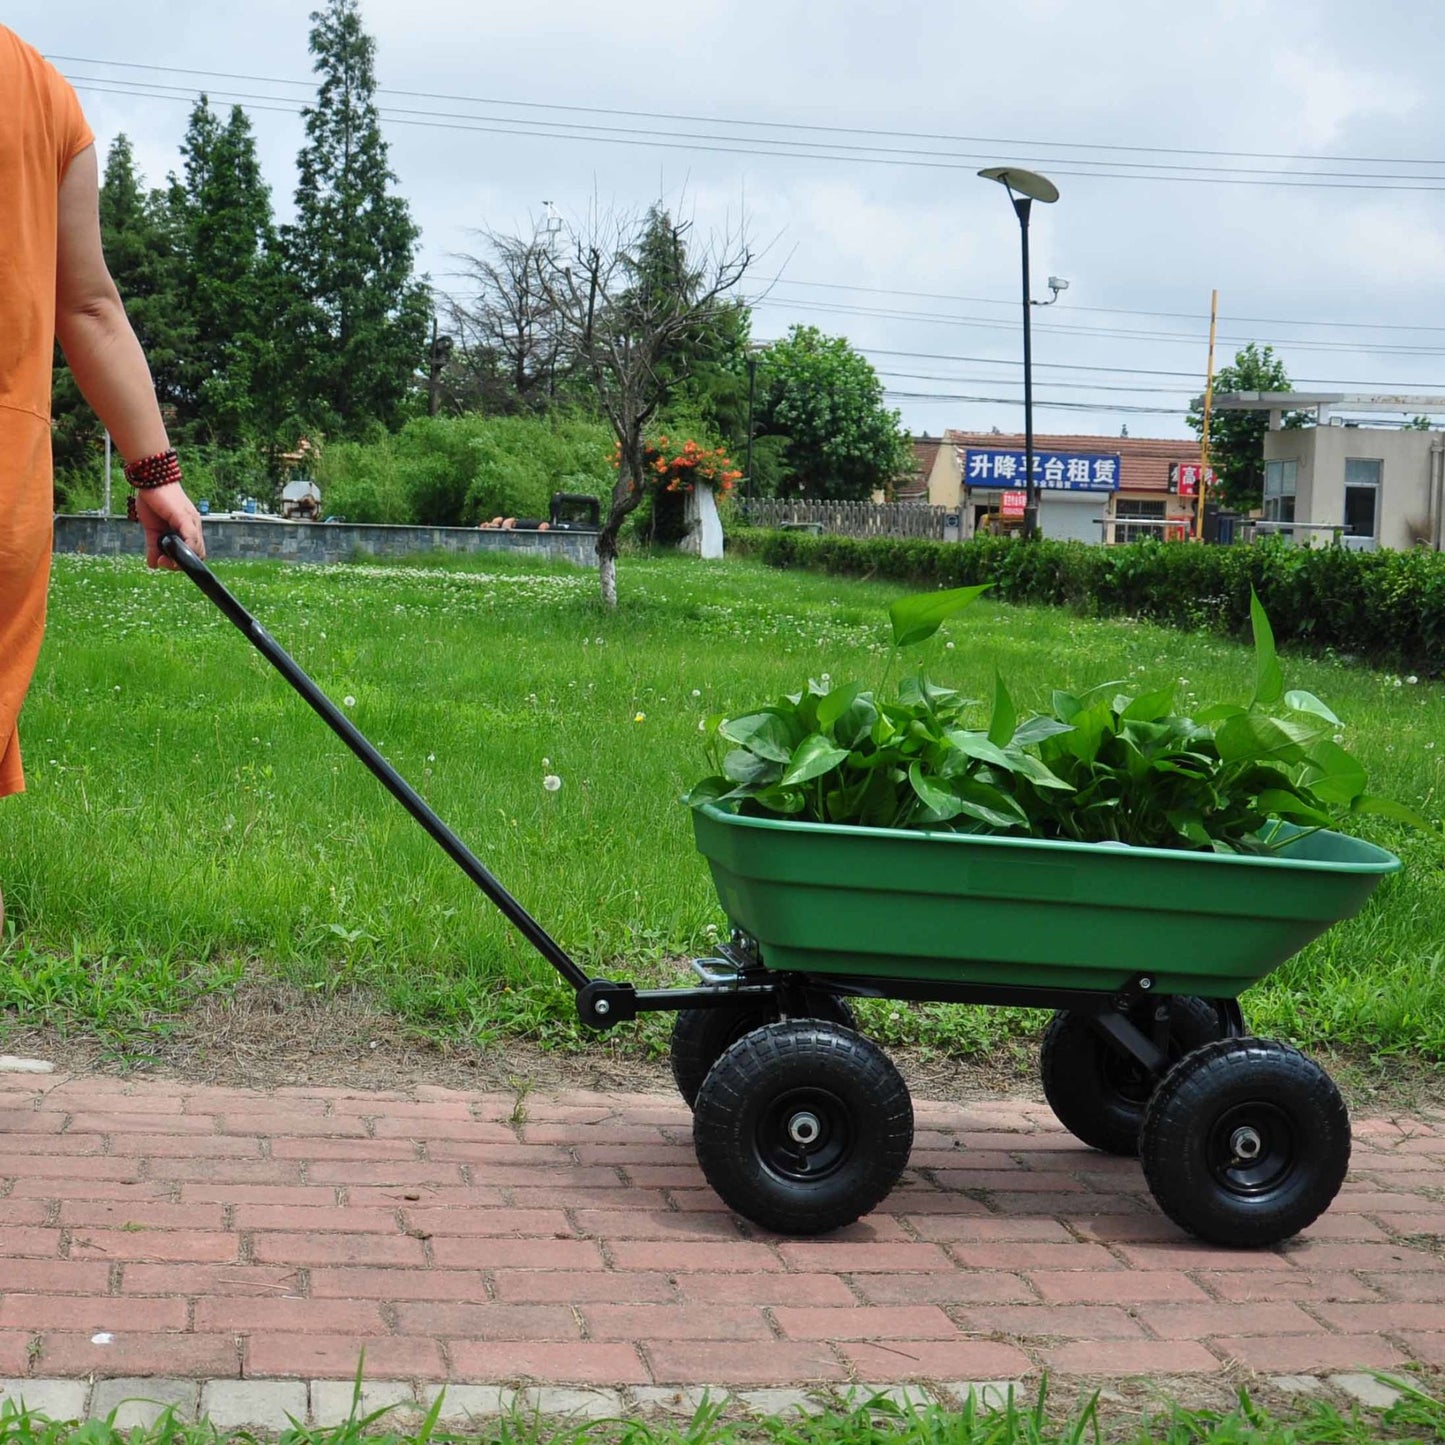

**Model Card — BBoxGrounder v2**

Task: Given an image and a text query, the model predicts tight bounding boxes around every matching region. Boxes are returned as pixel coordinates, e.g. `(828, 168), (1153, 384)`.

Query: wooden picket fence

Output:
(741, 499), (949, 540)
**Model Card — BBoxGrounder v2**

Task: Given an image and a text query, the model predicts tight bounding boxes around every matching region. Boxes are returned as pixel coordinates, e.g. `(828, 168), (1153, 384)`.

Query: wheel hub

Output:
(758, 1088), (851, 1182)
(1230, 1125), (1263, 1162)
(788, 1111), (822, 1146)
(1208, 1102), (1295, 1196)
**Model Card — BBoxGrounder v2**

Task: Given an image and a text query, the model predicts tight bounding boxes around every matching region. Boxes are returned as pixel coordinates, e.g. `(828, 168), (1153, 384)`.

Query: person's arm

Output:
(54, 144), (205, 568)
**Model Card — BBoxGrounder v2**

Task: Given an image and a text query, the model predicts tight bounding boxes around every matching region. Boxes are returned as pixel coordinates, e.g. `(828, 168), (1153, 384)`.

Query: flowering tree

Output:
(626, 436), (742, 496)
(540, 206), (751, 606)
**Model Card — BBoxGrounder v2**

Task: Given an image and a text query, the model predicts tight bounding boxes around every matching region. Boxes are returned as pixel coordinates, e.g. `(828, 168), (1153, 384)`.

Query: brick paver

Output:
(2, 1071), (1443, 1397)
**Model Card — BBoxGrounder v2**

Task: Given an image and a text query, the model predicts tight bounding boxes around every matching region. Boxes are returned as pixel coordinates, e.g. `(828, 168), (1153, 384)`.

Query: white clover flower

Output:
(344, 695), (356, 708)
(945, 641), (955, 650)
(1333, 733), (1345, 744)
(541, 757), (551, 768)
(1407, 675), (1420, 685)
(1393, 678), (1403, 688)
(543, 774), (562, 792)
(427, 753), (436, 763)
(691, 689), (701, 698)
(698, 717), (707, 731)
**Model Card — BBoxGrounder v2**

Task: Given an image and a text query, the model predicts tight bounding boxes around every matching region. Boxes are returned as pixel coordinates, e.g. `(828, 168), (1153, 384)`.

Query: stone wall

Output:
(52, 516), (599, 567)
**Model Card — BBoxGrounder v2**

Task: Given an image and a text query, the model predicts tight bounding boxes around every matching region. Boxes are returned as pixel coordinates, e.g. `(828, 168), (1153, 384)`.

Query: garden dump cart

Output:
(161, 533), (1402, 1247)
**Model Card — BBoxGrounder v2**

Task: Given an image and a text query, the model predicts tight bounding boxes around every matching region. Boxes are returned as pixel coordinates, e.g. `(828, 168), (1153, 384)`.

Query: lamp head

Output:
(1048, 276), (1069, 295)
(977, 166), (1060, 203)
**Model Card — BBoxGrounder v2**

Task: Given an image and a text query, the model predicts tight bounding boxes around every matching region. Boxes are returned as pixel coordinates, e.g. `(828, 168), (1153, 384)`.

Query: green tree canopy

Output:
(284, 0), (430, 433)
(1189, 342), (1310, 511)
(757, 325), (911, 500)
(176, 99), (288, 448)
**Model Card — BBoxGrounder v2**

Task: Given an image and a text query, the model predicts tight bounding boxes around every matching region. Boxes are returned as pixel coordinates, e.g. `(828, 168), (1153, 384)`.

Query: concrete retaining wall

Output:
(52, 516), (599, 568)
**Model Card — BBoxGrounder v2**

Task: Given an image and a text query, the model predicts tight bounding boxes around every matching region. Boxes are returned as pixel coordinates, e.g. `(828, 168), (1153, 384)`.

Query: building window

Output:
(1343, 458), (1381, 545)
(1113, 498), (1166, 544)
(1263, 459), (1297, 531)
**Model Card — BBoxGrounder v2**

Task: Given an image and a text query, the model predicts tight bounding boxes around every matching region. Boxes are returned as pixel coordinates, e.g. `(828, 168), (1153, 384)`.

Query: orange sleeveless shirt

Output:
(0, 27), (93, 797)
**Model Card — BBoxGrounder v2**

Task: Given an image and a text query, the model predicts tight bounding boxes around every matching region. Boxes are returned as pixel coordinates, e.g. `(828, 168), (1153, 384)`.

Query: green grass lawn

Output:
(2, 548), (1441, 1063)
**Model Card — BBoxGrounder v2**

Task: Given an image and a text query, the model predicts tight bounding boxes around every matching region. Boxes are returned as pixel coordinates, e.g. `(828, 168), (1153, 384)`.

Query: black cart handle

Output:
(158, 532), (591, 993)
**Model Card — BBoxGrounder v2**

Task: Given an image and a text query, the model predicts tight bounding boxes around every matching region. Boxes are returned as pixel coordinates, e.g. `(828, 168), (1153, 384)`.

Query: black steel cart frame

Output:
(159, 532), (1225, 1073)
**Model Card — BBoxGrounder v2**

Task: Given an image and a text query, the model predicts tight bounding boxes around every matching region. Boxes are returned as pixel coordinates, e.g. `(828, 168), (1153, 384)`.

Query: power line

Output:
(50, 53), (1445, 170)
(857, 346), (1445, 391)
(772, 278), (1445, 337)
(757, 295), (1445, 357)
(877, 369), (1194, 395)
(61, 73), (1445, 194)
(883, 390), (1183, 415)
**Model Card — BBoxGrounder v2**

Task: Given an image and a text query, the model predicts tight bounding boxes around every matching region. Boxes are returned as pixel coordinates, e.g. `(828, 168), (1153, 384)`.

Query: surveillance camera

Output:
(1048, 276), (1069, 292)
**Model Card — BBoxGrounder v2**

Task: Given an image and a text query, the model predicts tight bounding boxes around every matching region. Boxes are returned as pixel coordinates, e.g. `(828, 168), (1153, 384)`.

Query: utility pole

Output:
(1195, 289), (1219, 541)
(744, 352), (758, 516)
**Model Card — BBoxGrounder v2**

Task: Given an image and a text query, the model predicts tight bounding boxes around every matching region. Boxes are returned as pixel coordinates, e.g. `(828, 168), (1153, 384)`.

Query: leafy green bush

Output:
(313, 413), (613, 527)
(729, 528), (1445, 676)
(687, 586), (1429, 854)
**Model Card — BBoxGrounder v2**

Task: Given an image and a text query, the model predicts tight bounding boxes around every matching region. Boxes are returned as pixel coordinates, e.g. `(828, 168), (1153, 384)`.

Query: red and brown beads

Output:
(122, 448), (182, 489)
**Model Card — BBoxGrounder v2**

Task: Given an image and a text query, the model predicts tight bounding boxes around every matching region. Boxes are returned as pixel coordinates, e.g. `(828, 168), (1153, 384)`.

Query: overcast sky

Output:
(15, 0), (1445, 442)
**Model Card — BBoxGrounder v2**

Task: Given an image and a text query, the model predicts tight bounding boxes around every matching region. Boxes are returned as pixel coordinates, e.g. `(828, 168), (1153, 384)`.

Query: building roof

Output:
(944, 430), (1201, 494)
(897, 435), (941, 499)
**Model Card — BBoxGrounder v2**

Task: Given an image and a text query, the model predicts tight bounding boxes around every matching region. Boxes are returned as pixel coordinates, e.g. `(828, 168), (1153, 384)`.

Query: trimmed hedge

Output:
(728, 528), (1445, 676)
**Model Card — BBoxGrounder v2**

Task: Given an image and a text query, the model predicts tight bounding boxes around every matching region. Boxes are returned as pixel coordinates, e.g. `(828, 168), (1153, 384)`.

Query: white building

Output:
(1212, 393), (1445, 552)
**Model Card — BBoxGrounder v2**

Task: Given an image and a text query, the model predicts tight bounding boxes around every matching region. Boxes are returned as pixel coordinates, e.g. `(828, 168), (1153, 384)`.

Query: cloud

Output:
(1270, 49), (1418, 150)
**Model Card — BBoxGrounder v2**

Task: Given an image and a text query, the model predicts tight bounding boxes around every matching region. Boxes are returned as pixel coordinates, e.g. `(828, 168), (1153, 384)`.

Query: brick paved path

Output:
(1, 1070), (1442, 1412)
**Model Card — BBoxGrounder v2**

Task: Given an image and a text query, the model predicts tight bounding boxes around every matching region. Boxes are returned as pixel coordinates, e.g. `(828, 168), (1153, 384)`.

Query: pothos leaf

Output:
(718, 711), (794, 763)
(1285, 690), (1342, 726)
(888, 585), (991, 648)
(1250, 588), (1284, 708)
(782, 734), (851, 787)
(988, 672), (1017, 749)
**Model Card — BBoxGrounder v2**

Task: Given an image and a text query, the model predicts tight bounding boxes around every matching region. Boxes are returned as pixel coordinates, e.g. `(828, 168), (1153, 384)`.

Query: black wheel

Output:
(1040, 995), (1224, 1156)
(692, 1020), (913, 1236)
(669, 992), (855, 1109)
(1139, 1036), (1351, 1247)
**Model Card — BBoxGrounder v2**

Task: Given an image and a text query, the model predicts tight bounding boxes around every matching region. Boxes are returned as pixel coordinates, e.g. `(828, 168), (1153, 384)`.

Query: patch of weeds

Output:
(0, 938), (241, 1061)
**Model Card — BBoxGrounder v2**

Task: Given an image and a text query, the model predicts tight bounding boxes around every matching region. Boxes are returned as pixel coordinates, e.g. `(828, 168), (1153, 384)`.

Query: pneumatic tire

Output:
(1040, 995), (1225, 1156)
(1139, 1036), (1351, 1247)
(669, 993), (856, 1109)
(692, 1020), (912, 1235)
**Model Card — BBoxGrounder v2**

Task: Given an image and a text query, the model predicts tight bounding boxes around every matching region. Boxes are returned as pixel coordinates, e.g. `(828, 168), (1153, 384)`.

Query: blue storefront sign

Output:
(964, 450), (1121, 492)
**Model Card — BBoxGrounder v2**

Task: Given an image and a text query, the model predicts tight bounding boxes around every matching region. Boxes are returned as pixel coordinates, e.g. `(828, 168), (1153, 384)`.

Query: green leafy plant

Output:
(686, 586), (1431, 854)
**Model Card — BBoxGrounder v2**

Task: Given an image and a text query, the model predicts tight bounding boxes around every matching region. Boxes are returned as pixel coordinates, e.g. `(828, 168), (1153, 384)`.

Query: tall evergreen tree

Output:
(98, 135), (190, 416)
(283, 0), (429, 433)
(177, 99), (285, 448)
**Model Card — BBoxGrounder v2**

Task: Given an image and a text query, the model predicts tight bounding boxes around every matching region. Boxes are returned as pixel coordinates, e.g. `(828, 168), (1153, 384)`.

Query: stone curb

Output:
(0, 1373), (1414, 1429)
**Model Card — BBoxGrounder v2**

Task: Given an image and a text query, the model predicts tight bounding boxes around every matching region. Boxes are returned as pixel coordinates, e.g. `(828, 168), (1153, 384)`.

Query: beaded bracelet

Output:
(123, 448), (182, 489)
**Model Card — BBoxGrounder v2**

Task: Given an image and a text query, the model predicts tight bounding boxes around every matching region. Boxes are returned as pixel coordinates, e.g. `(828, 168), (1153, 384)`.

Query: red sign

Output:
(1176, 464), (1216, 497)
(1001, 490), (1027, 518)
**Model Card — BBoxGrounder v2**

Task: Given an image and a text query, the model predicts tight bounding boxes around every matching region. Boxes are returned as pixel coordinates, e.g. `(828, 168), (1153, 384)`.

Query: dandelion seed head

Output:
(343, 695), (356, 708)
(543, 774), (562, 792)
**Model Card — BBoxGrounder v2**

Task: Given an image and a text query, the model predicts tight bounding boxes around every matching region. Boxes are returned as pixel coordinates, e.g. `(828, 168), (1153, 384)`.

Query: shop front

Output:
(961, 447), (1118, 543)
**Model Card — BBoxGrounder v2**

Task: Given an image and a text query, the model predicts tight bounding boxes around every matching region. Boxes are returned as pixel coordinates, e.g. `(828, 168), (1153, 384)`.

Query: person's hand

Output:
(134, 482), (206, 570)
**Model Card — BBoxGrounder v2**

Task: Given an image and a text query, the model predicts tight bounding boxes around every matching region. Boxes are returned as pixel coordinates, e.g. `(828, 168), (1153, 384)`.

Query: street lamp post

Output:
(744, 351), (758, 516)
(978, 167), (1060, 541)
